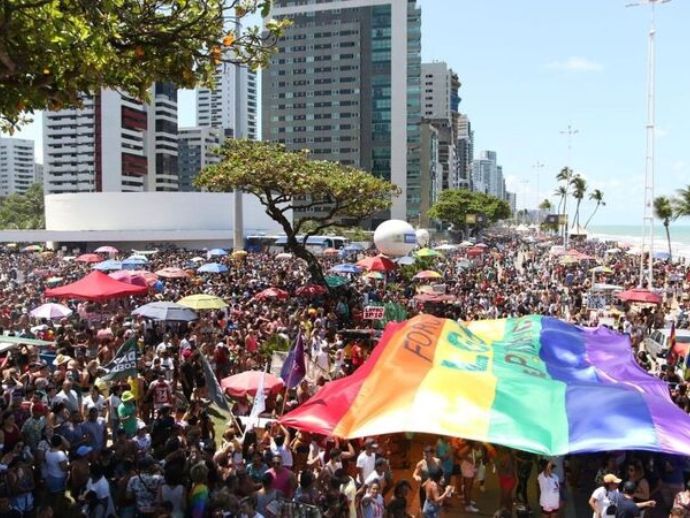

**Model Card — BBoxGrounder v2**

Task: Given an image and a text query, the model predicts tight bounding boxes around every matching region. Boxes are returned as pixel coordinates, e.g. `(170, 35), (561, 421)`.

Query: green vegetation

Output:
(196, 139), (399, 284)
(0, 183), (45, 229)
(0, 0), (290, 133)
(427, 189), (511, 237)
(653, 195), (674, 261)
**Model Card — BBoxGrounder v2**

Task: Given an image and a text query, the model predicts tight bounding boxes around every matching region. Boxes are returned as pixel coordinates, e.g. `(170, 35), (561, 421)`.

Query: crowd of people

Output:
(0, 233), (688, 518)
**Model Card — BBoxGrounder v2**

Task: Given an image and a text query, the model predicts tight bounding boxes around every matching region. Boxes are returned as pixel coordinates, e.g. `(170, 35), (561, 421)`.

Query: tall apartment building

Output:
(0, 138), (37, 196)
(419, 123), (440, 227)
(421, 62), (461, 194)
(263, 0), (422, 223)
(178, 127), (222, 192)
(456, 113), (473, 189)
(197, 61), (257, 140)
(472, 150), (505, 199)
(34, 163), (43, 186)
(43, 85), (178, 194)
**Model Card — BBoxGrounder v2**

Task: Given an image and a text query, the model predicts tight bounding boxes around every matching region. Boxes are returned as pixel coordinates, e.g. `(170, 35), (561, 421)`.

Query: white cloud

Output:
(547, 57), (604, 72)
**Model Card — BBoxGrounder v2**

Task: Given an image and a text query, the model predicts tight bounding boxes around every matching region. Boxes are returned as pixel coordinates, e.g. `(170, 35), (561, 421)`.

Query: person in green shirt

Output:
(117, 391), (137, 438)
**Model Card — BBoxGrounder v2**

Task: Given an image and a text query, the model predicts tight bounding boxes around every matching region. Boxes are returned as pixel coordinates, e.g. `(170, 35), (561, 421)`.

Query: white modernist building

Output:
(0, 192), (289, 250)
(0, 138), (38, 196)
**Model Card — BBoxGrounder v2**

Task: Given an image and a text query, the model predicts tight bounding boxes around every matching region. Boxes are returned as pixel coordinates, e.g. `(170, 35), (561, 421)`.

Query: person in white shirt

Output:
(356, 438), (377, 485)
(270, 428), (293, 468)
(589, 474), (622, 518)
(537, 460), (561, 518)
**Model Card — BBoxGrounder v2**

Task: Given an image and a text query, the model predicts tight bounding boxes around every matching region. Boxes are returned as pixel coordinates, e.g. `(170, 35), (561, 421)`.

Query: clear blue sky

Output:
(7, 0), (690, 225)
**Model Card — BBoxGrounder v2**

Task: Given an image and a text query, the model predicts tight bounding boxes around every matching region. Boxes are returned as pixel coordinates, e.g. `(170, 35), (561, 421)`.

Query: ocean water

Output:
(588, 224), (690, 259)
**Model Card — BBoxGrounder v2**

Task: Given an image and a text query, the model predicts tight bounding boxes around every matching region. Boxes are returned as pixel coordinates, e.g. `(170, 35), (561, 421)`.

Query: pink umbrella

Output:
(76, 253), (102, 263)
(295, 284), (328, 297)
(156, 267), (190, 279)
(254, 288), (290, 301)
(356, 254), (396, 272)
(94, 246), (119, 254)
(617, 288), (662, 305)
(221, 371), (285, 398)
(109, 271), (148, 288)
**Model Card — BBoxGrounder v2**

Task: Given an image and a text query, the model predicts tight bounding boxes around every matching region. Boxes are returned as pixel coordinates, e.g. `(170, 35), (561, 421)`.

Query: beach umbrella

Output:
(30, 303), (72, 320)
(132, 301), (197, 322)
(208, 248), (227, 257)
(276, 252), (293, 260)
(254, 288), (289, 301)
(133, 271), (159, 285)
(467, 247), (484, 257)
(76, 253), (102, 263)
(459, 241), (473, 247)
(325, 275), (349, 288)
(456, 259), (473, 270)
(177, 294), (228, 310)
(605, 248), (621, 254)
(559, 256), (579, 266)
(356, 255), (396, 272)
(474, 243), (489, 248)
(190, 256), (205, 263)
(589, 266), (613, 274)
(21, 244), (43, 252)
(330, 263), (362, 274)
(93, 260), (122, 272)
(108, 271), (148, 288)
(231, 250), (248, 258)
(364, 271), (385, 280)
(156, 267), (189, 279)
(413, 270), (442, 281)
(124, 255), (148, 264)
(395, 256), (416, 266)
(414, 293), (457, 303)
(221, 371), (284, 398)
(295, 284), (328, 298)
(414, 247), (443, 258)
(197, 263), (229, 274)
(617, 288), (662, 305)
(94, 246), (119, 254)
(434, 244), (458, 251)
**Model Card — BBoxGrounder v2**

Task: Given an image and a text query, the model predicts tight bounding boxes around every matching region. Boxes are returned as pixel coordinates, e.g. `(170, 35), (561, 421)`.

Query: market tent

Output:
(618, 288), (662, 305)
(44, 271), (148, 301)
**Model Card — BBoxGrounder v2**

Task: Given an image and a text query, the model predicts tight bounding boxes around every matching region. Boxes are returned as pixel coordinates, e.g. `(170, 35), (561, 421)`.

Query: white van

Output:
(644, 327), (690, 358)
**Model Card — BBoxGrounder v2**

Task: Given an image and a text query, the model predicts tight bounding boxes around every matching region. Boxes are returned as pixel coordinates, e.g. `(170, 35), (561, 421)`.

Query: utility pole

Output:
(560, 125), (578, 248)
(626, 0), (671, 288)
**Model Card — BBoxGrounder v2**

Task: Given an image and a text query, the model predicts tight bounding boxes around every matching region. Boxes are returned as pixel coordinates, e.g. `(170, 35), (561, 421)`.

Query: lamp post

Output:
(626, 0), (671, 288)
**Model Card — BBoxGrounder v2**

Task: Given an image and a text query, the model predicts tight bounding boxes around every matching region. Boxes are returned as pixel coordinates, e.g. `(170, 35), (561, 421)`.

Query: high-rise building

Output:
(421, 62), (461, 193)
(472, 150), (504, 198)
(0, 138), (37, 196)
(197, 61), (257, 140)
(263, 0), (422, 223)
(456, 114), (473, 189)
(43, 85), (178, 194)
(419, 123), (440, 228)
(178, 127), (222, 192)
(34, 163), (43, 186)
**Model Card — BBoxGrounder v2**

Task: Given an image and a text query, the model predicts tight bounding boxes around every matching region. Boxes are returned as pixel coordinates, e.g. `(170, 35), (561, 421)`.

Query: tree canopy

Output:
(0, 183), (45, 229)
(427, 189), (511, 235)
(0, 0), (290, 132)
(196, 139), (400, 283)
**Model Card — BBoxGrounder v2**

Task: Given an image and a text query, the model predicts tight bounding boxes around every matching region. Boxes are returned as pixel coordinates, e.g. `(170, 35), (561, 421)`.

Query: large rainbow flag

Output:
(281, 315), (690, 456)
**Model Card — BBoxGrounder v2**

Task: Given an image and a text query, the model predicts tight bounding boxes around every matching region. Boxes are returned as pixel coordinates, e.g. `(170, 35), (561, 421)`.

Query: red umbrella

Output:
(76, 253), (102, 263)
(467, 247), (484, 257)
(617, 288), (662, 305)
(156, 267), (190, 279)
(108, 271), (148, 288)
(254, 288), (290, 301)
(356, 255), (396, 272)
(221, 371), (285, 398)
(414, 293), (456, 303)
(45, 271), (148, 301)
(295, 284), (328, 297)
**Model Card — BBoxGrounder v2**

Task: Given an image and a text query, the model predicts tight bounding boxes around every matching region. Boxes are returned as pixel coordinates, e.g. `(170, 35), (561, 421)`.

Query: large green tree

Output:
(0, 0), (290, 132)
(195, 139), (399, 284)
(0, 183), (45, 229)
(427, 189), (511, 237)
(653, 195), (674, 260)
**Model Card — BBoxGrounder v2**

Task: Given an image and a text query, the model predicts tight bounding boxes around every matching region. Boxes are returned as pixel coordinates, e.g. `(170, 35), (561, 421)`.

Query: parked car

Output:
(644, 327), (690, 358)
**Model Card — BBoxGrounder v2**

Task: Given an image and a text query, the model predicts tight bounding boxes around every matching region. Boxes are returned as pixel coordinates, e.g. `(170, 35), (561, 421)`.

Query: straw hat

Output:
(53, 354), (72, 367)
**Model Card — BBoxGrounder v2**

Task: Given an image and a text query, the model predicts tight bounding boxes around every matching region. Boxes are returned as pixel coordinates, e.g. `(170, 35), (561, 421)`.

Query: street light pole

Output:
(626, 0), (671, 288)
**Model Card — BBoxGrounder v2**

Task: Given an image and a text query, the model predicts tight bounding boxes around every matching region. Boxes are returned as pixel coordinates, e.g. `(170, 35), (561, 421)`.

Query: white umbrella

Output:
(395, 256), (416, 266)
(434, 244), (458, 251)
(276, 253), (293, 260)
(459, 241), (473, 247)
(132, 302), (198, 321)
(30, 303), (73, 320)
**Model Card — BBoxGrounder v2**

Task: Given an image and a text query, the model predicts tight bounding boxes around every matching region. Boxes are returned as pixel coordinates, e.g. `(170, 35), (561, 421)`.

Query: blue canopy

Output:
(208, 248), (228, 257)
(197, 262), (229, 274)
(93, 260), (122, 271)
(330, 263), (362, 274)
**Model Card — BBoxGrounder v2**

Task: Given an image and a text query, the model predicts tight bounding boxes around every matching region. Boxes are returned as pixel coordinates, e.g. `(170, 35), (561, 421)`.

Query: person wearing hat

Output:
(589, 473), (622, 518)
(118, 391), (137, 438)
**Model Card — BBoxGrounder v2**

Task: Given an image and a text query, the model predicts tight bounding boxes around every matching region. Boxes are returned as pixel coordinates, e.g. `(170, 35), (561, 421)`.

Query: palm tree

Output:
(654, 196), (674, 260)
(554, 186), (567, 215)
(556, 166), (574, 231)
(570, 175), (587, 229)
(673, 184), (690, 220)
(584, 189), (605, 229)
(539, 199), (552, 212)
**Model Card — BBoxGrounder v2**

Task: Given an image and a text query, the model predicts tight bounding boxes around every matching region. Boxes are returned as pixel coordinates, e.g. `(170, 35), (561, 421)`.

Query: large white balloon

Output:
(416, 228), (430, 247)
(373, 220), (417, 257)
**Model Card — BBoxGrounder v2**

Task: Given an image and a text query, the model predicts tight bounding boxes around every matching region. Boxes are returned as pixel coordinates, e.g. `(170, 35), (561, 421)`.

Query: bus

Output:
(244, 235), (281, 253)
(270, 235), (349, 255)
